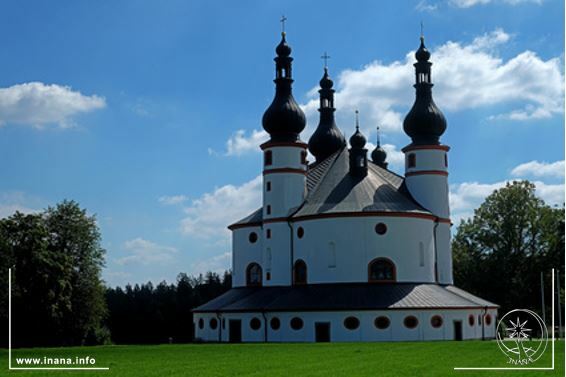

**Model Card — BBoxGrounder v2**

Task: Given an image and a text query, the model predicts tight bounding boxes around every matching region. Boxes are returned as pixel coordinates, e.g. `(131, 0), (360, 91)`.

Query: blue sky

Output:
(0, 0), (563, 287)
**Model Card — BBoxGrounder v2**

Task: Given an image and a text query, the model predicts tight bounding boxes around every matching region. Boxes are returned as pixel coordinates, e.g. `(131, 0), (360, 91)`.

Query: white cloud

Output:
(116, 238), (178, 265)
(191, 252), (231, 276)
(416, 0), (439, 11)
(0, 191), (41, 219)
(312, 28), (563, 136)
(450, 180), (564, 224)
(225, 129), (269, 156)
(158, 195), (188, 205)
(450, 0), (542, 8)
(181, 176), (262, 239)
(511, 160), (565, 178)
(0, 82), (105, 128)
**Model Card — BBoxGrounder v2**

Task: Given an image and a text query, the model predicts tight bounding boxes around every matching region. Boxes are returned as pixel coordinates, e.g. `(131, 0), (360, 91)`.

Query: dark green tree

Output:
(0, 200), (108, 347)
(453, 180), (564, 319)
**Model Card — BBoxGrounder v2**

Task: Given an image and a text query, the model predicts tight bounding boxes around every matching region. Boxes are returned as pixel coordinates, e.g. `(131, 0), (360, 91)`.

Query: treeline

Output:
(105, 271), (231, 344)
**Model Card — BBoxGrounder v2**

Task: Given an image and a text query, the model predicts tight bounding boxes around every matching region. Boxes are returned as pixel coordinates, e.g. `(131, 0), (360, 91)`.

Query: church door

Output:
(453, 321), (463, 341)
(315, 322), (331, 342)
(229, 320), (242, 343)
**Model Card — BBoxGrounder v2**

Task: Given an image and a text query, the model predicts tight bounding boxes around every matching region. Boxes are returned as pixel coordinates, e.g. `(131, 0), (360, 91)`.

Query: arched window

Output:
(293, 259), (307, 285)
(301, 150), (307, 165)
(368, 258), (396, 282)
(408, 153), (416, 168)
(468, 314), (475, 326)
(246, 263), (262, 287)
(419, 242), (425, 267)
(210, 318), (218, 330)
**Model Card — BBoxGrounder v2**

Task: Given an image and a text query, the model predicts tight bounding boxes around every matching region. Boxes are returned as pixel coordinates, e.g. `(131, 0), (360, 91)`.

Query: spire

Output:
(307, 61), (346, 162)
(403, 33), (446, 145)
(371, 125), (388, 169)
(262, 20), (306, 142)
(349, 110), (368, 177)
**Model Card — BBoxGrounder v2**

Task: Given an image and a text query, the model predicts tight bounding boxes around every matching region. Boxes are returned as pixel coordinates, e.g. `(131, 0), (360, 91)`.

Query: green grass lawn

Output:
(1, 340), (563, 377)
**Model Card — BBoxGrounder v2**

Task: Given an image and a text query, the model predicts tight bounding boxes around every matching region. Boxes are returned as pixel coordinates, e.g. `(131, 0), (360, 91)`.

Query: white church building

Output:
(193, 30), (498, 342)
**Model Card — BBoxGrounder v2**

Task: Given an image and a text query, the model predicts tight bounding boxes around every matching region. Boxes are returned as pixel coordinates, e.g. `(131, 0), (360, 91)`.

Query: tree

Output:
(453, 180), (564, 318)
(0, 200), (109, 347)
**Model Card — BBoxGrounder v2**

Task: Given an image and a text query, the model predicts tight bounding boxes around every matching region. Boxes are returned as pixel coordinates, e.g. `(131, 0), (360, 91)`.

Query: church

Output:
(193, 29), (498, 342)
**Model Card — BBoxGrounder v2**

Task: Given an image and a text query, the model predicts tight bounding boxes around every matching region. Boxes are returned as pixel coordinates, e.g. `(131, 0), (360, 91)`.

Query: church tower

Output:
(260, 29), (307, 285)
(308, 62), (346, 162)
(402, 35), (452, 284)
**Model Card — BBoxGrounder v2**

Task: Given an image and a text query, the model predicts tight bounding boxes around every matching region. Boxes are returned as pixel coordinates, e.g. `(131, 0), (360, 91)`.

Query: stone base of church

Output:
(194, 308), (498, 342)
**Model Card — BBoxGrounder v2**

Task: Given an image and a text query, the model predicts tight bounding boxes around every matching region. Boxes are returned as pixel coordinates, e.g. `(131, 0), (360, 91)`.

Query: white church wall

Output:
(293, 216), (437, 284)
(194, 308), (498, 342)
(263, 222), (292, 286)
(232, 227), (263, 288)
(263, 173), (306, 218)
(435, 223), (453, 284)
(405, 174), (450, 219)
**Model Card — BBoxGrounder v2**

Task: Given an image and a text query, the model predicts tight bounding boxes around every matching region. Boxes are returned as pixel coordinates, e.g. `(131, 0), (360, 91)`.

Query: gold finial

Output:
(321, 51), (331, 69)
(280, 15), (287, 36)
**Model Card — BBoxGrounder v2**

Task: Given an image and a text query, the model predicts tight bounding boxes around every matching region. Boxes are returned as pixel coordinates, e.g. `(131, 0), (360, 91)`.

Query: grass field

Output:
(1, 340), (564, 377)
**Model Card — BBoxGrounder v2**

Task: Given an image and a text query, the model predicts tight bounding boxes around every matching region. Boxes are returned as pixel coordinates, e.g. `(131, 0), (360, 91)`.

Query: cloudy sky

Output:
(0, 0), (563, 287)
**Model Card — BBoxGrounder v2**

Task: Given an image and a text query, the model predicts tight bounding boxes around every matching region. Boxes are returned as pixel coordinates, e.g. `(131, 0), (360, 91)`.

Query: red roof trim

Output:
(260, 141), (308, 150)
(401, 144), (450, 153)
(263, 168), (307, 176)
(405, 170), (448, 177)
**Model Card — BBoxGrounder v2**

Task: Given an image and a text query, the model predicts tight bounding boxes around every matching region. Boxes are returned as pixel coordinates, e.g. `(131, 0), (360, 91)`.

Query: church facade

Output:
(193, 31), (498, 342)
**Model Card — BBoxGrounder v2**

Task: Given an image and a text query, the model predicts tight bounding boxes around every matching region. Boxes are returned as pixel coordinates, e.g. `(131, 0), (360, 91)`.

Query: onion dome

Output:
(350, 125), (366, 149)
(415, 37), (431, 62)
(371, 126), (388, 169)
(262, 32), (306, 142)
(403, 35), (446, 145)
(348, 111), (368, 177)
(308, 66), (346, 162)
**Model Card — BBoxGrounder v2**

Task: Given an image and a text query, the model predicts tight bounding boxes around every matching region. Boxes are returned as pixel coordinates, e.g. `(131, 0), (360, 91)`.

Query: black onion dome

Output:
(415, 37), (431, 61)
(275, 32), (291, 57)
(403, 36), (446, 145)
(308, 67), (345, 162)
(371, 146), (387, 166)
(350, 126), (366, 149)
(262, 32), (306, 142)
(319, 68), (333, 89)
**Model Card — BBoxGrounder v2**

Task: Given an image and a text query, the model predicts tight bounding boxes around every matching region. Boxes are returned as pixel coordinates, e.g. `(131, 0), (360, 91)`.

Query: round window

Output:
(250, 317), (261, 330)
(198, 318), (204, 329)
(374, 316), (390, 330)
(210, 318), (218, 330)
(297, 227), (304, 239)
(485, 314), (492, 326)
(344, 316), (360, 330)
(430, 315), (443, 328)
(249, 232), (258, 243)
(290, 317), (304, 330)
(404, 315), (418, 329)
(270, 317), (281, 330)
(468, 314), (475, 326)
(375, 223), (387, 235)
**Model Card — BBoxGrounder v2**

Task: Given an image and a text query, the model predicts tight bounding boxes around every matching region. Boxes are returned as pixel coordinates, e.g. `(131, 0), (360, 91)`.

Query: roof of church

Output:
(193, 283), (498, 313)
(293, 148), (429, 218)
(229, 147), (430, 229)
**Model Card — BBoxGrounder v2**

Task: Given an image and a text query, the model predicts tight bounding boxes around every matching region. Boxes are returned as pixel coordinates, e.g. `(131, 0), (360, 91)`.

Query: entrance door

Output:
(229, 319), (242, 343)
(315, 322), (331, 342)
(454, 321), (463, 341)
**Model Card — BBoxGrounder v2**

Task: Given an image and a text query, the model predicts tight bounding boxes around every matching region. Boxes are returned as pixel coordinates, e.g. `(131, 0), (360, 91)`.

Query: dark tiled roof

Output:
(292, 148), (430, 218)
(193, 283), (498, 312)
(229, 147), (430, 228)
